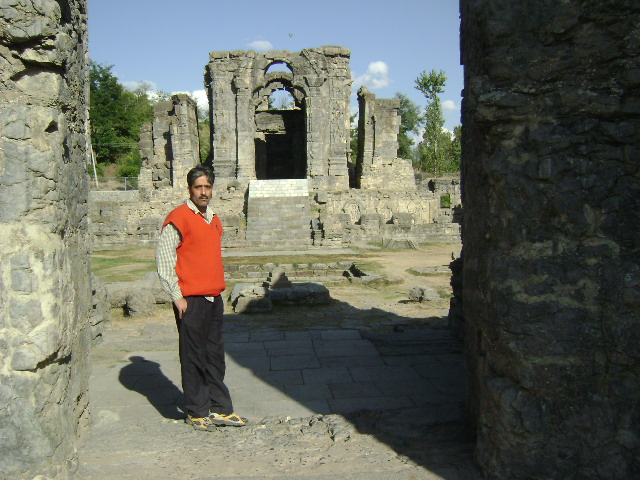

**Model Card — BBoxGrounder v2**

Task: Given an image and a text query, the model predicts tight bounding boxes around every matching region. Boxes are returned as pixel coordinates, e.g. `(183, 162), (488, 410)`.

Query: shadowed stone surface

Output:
(460, 1), (640, 478)
(0, 0), (93, 478)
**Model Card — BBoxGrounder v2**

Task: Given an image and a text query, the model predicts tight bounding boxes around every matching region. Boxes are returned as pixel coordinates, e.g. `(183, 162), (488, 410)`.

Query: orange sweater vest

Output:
(162, 204), (226, 297)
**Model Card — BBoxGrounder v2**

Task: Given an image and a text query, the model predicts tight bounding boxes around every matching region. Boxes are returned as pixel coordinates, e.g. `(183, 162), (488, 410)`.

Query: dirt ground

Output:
(78, 243), (479, 480)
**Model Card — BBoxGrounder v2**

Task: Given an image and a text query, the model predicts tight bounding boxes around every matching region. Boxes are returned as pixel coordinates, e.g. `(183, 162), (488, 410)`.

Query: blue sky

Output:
(88, 0), (463, 130)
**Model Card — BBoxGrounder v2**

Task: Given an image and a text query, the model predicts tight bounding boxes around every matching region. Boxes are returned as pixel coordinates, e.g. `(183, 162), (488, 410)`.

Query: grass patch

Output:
(92, 247), (156, 282)
(223, 253), (363, 267)
(91, 247), (370, 283)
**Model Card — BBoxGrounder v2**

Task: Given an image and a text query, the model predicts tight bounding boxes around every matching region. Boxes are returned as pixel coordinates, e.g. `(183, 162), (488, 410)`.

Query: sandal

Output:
(209, 412), (247, 427)
(185, 415), (216, 431)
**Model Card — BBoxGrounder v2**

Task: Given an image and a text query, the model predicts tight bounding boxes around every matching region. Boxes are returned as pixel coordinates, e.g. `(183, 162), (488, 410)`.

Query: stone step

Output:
(246, 179), (312, 250)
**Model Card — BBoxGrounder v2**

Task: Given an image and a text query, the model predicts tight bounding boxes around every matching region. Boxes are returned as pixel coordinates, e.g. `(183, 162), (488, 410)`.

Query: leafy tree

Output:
(415, 69), (449, 175)
(349, 113), (359, 163)
(268, 89), (294, 110)
(89, 61), (154, 175)
(197, 107), (211, 164)
(447, 125), (462, 172)
(394, 92), (421, 163)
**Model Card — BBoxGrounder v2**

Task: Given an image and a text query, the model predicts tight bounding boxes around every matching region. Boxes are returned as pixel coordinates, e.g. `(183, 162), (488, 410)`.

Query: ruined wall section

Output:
(0, 1), (93, 477)
(138, 94), (200, 194)
(205, 47), (351, 192)
(356, 87), (415, 190)
(460, 1), (640, 478)
(88, 189), (247, 249)
(316, 190), (460, 246)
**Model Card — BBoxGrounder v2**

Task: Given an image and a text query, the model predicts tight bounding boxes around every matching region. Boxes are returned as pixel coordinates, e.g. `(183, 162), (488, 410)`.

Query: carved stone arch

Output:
(265, 59), (294, 75)
(207, 47), (351, 191)
(253, 77), (308, 180)
(253, 78), (306, 111)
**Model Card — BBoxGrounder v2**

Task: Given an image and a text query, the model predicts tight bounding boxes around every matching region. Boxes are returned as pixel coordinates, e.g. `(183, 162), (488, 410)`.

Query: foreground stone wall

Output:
(460, 1), (640, 478)
(0, 1), (92, 478)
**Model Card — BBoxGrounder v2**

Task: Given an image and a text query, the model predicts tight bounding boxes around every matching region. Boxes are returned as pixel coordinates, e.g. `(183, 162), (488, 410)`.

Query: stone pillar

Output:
(0, 0), (92, 477)
(169, 94), (200, 192)
(137, 94), (199, 193)
(325, 48), (351, 192)
(137, 122), (154, 196)
(207, 51), (245, 181)
(234, 75), (256, 184)
(150, 100), (174, 187)
(304, 78), (328, 190)
(460, 1), (640, 478)
(356, 87), (415, 191)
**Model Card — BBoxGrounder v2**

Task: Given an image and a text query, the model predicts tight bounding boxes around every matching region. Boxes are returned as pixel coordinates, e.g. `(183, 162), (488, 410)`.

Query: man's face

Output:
(189, 174), (213, 213)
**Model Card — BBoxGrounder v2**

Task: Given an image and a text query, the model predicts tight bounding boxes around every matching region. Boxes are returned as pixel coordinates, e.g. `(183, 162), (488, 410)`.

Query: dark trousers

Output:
(174, 295), (233, 418)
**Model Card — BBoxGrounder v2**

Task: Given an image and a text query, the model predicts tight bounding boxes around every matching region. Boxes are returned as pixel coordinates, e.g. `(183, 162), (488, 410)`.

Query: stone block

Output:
(234, 295), (272, 314)
(409, 286), (441, 303)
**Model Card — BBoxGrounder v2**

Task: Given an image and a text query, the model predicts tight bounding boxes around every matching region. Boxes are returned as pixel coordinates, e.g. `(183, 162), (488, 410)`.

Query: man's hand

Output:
(174, 297), (188, 319)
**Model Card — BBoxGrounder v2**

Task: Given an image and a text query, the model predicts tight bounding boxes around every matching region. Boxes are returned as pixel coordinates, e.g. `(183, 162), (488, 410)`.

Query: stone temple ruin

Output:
(1, 1), (639, 479)
(90, 46), (461, 250)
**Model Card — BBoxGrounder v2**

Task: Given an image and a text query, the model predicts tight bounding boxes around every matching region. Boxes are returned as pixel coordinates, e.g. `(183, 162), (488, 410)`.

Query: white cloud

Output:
(170, 89), (210, 114)
(352, 61), (391, 90)
(248, 40), (273, 51)
(442, 99), (459, 112)
(190, 89), (209, 112)
(122, 80), (159, 92)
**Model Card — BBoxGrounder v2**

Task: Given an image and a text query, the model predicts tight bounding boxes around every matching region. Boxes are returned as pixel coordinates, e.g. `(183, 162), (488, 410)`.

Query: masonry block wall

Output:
(205, 47), (351, 192)
(356, 86), (416, 190)
(460, 1), (640, 478)
(0, 0), (92, 478)
(138, 94), (200, 193)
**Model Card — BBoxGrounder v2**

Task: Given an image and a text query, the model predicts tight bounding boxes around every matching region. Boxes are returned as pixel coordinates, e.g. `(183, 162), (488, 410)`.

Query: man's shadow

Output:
(118, 356), (185, 420)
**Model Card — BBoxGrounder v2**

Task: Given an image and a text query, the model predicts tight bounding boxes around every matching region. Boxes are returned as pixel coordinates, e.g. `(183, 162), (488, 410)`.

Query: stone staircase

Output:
(245, 179), (312, 250)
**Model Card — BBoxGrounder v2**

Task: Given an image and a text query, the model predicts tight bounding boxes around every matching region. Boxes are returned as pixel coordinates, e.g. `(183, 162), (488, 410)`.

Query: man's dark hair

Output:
(187, 165), (215, 187)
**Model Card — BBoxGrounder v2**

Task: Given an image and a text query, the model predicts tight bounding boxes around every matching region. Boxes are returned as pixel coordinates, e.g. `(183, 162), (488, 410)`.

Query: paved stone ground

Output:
(77, 313), (478, 479)
(77, 246), (479, 479)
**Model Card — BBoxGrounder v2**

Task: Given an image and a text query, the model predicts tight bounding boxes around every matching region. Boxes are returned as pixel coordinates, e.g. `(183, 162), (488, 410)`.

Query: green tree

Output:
(394, 92), (421, 163)
(89, 61), (154, 176)
(349, 113), (359, 164)
(415, 69), (449, 176)
(268, 89), (294, 110)
(447, 125), (462, 172)
(197, 107), (211, 164)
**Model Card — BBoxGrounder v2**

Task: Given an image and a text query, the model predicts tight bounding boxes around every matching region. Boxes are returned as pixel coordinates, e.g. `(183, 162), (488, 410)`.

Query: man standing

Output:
(156, 165), (246, 431)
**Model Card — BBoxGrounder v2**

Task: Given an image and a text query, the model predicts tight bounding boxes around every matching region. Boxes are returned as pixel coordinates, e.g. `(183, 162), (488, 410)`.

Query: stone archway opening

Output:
(254, 82), (307, 180)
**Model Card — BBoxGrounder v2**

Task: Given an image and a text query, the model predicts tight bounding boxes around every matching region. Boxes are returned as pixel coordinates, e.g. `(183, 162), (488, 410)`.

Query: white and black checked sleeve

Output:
(156, 223), (183, 302)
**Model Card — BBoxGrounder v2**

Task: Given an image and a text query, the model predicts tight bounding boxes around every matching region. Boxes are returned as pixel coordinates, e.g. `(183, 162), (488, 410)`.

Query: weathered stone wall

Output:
(356, 87), (415, 190)
(460, 1), (640, 478)
(317, 190), (460, 245)
(0, 0), (93, 478)
(206, 47), (352, 192)
(138, 94), (200, 193)
(88, 186), (461, 249)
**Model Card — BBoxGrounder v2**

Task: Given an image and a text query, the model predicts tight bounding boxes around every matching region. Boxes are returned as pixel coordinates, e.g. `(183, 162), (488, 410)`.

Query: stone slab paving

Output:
(77, 318), (479, 479)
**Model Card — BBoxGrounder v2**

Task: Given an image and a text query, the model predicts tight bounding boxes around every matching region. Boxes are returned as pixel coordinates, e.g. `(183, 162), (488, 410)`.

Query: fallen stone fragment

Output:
(409, 286), (441, 303)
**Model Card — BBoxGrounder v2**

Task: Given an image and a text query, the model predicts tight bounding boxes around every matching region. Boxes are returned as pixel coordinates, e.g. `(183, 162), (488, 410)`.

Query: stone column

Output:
(325, 48), (351, 192)
(150, 100), (173, 187)
(169, 94), (200, 192)
(0, 0), (93, 477)
(207, 52), (238, 180)
(304, 77), (328, 190)
(460, 1), (640, 478)
(234, 75), (256, 184)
